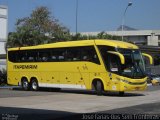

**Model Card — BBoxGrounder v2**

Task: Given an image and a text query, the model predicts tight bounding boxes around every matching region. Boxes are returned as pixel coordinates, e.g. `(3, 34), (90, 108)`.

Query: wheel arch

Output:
(21, 76), (29, 83)
(91, 78), (105, 91)
(30, 77), (38, 83)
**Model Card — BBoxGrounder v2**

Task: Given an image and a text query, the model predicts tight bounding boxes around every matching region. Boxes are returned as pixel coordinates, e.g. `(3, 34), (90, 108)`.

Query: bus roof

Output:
(8, 39), (138, 51)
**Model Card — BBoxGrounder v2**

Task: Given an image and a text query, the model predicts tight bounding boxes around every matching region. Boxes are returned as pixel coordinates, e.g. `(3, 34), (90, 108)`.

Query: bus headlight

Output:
(116, 77), (130, 84)
(120, 79), (130, 84)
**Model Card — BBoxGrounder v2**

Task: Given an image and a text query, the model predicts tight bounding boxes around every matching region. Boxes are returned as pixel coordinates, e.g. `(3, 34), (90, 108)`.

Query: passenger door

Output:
(108, 54), (120, 91)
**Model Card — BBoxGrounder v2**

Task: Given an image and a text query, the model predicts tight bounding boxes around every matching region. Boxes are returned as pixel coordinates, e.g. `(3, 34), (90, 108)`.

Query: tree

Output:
(0, 68), (7, 85)
(7, 6), (124, 48)
(97, 32), (123, 40)
(8, 6), (70, 47)
(70, 32), (123, 41)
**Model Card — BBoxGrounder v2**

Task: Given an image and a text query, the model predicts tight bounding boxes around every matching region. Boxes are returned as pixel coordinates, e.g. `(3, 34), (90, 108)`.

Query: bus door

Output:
(107, 51), (126, 91)
(107, 53), (121, 91)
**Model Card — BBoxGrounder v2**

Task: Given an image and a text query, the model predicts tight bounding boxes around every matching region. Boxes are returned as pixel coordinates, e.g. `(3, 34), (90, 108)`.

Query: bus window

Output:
(72, 48), (81, 61)
(66, 50), (74, 61)
(19, 51), (27, 62)
(38, 49), (51, 62)
(26, 50), (38, 62)
(109, 54), (120, 73)
(81, 46), (100, 64)
(8, 51), (18, 62)
(66, 47), (81, 61)
(50, 50), (58, 62)
(98, 46), (118, 71)
(57, 49), (66, 61)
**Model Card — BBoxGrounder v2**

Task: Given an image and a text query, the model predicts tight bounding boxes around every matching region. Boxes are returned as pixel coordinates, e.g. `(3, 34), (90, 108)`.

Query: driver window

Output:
(109, 54), (120, 73)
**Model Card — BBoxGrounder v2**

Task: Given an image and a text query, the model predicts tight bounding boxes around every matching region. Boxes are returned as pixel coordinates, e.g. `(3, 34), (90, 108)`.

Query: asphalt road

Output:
(0, 85), (160, 120)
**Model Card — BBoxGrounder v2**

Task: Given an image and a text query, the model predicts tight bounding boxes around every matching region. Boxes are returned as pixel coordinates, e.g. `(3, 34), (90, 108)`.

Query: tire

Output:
(119, 91), (124, 96)
(31, 79), (39, 91)
(21, 78), (29, 91)
(96, 81), (103, 96)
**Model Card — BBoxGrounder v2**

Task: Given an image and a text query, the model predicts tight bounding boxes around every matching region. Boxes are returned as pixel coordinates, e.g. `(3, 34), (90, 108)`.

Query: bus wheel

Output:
(21, 78), (29, 91)
(119, 91), (124, 96)
(31, 79), (39, 91)
(96, 81), (103, 96)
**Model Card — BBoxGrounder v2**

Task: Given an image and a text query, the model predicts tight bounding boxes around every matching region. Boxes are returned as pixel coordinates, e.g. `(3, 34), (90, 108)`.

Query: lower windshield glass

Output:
(118, 49), (145, 79)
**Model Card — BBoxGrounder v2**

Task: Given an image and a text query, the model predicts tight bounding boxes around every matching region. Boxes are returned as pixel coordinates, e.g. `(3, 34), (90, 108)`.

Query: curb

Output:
(0, 86), (20, 89)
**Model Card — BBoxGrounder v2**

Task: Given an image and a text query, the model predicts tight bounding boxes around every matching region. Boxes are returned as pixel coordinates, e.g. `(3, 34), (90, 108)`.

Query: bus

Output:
(7, 39), (153, 95)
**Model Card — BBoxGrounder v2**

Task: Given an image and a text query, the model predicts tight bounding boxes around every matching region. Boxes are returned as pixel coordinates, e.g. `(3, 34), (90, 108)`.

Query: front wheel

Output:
(31, 79), (39, 91)
(96, 81), (103, 96)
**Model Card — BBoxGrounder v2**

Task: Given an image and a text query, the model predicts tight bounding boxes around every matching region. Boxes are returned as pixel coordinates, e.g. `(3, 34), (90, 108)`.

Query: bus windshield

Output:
(99, 46), (146, 79)
(118, 49), (145, 79)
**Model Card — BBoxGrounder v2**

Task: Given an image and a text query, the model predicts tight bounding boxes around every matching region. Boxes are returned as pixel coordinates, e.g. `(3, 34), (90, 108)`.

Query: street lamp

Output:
(122, 2), (132, 41)
(76, 0), (78, 35)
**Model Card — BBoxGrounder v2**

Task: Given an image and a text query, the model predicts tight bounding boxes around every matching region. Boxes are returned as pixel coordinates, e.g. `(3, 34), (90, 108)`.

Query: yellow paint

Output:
(142, 53), (153, 65)
(7, 39), (147, 92)
(107, 51), (125, 64)
(151, 79), (159, 86)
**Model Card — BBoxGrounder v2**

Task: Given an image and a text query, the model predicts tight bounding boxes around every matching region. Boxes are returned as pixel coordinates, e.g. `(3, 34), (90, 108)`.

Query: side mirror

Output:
(142, 53), (153, 65)
(107, 51), (125, 64)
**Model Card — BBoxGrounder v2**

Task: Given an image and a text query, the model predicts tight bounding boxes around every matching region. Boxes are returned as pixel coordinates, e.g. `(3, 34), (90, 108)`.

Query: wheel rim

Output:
(23, 80), (28, 89)
(32, 81), (37, 90)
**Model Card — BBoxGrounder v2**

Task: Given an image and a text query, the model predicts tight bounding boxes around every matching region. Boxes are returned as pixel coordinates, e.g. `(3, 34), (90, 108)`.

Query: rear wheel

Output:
(31, 79), (39, 91)
(21, 78), (29, 91)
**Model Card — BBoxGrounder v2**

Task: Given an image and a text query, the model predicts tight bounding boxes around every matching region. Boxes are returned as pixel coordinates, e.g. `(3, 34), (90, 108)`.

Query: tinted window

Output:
(38, 49), (51, 62)
(98, 46), (116, 70)
(66, 48), (81, 61)
(81, 47), (99, 64)
(8, 46), (100, 64)
(8, 51), (18, 62)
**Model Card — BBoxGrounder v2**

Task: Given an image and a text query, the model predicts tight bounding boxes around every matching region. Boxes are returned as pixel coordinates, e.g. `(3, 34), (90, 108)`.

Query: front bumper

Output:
(119, 81), (147, 91)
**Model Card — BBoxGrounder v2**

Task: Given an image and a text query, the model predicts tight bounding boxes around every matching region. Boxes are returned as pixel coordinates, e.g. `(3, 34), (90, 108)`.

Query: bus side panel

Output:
(80, 62), (107, 90)
(8, 71), (19, 85)
(7, 62), (20, 86)
(56, 62), (88, 89)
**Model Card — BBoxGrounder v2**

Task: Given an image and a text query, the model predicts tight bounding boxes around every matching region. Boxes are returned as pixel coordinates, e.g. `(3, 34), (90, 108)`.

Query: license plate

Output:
(135, 87), (140, 90)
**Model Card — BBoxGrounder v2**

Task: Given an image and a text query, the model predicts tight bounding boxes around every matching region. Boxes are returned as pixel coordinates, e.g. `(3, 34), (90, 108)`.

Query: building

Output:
(81, 30), (160, 46)
(0, 5), (7, 70)
(107, 30), (160, 46)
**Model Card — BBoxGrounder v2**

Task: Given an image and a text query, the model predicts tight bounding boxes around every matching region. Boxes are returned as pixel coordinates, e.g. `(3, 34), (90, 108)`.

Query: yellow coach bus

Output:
(7, 39), (153, 95)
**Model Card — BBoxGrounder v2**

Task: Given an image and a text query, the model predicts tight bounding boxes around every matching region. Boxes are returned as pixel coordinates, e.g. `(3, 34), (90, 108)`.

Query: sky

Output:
(0, 0), (160, 32)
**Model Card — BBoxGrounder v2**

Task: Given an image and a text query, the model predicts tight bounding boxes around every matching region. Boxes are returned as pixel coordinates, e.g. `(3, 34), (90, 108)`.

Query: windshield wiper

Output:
(132, 61), (144, 78)
(136, 61), (145, 77)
